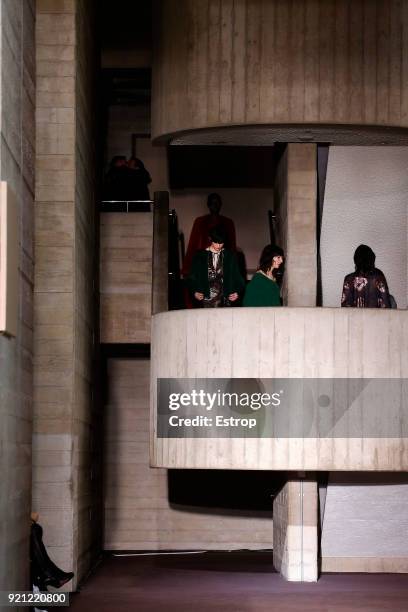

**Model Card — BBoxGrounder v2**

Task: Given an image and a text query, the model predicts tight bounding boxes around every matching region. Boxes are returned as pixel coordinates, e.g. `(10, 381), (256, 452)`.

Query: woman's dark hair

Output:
(258, 244), (284, 275)
(354, 244), (375, 274)
(208, 225), (226, 244)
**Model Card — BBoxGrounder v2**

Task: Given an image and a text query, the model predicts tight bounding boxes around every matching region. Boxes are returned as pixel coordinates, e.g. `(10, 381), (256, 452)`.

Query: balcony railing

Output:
(101, 200), (153, 213)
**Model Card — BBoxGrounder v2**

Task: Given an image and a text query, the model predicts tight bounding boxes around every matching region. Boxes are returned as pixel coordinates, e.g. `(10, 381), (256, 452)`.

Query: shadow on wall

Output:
(168, 470), (287, 515)
(321, 146), (408, 308)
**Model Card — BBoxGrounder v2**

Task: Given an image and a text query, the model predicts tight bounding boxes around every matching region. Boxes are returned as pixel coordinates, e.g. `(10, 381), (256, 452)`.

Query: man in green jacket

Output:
(187, 226), (245, 308)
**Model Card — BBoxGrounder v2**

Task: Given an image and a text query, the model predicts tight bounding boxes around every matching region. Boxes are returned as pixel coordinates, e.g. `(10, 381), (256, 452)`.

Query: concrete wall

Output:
(321, 146), (408, 308)
(322, 473), (408, 572)
(100, 213), (153, 343)
(104, 108), (169, 201)
(104, 358), (274, 550)
(33, 0), (99, 588)
(105, 105), (150, 166)
(152, 0), (408, 141)
(0, 0), (35, 597)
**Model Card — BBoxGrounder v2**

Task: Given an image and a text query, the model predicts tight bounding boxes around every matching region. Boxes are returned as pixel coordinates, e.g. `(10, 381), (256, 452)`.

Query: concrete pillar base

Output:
(273, 477), (318, 582)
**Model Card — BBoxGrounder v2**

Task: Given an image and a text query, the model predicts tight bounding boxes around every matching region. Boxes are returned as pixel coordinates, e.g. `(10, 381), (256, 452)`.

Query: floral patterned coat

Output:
(341, 268), (391, 308)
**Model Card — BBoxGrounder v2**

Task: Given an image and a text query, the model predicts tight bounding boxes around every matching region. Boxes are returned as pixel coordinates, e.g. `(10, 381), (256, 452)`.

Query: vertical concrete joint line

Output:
(300, 478), (304, 582)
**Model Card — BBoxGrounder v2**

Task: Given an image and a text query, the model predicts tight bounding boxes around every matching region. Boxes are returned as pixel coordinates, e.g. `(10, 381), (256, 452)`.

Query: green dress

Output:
(243, 271), (281, 307)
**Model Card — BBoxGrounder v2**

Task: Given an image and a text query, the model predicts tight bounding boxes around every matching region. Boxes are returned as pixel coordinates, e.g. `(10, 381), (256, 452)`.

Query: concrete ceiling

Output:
(170, 124), (408, 146)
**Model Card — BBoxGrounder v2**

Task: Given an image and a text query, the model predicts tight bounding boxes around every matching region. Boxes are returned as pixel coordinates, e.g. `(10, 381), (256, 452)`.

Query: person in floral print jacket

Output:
(341, 244), (391, 308)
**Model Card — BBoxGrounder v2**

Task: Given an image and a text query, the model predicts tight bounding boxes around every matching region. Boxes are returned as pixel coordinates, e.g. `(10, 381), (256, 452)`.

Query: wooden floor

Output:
(69, 552), (408, 612)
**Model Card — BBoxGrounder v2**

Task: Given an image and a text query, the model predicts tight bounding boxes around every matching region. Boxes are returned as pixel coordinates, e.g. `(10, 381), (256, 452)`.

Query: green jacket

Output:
(187, 249), (245, 299)
(243, 271), (281, 307)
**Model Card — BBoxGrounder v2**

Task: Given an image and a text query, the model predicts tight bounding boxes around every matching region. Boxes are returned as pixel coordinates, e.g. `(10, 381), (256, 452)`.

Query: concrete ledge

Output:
(322, 557), (408, 573)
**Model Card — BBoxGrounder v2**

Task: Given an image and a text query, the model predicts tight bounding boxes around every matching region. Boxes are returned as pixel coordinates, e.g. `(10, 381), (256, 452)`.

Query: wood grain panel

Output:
(319, 0), (336, 122)
(304, 0), (319, 122)
(207, 0), (222, 124)
(231, 0), (246, 122)
(390, 0), (403, 122)
(376, 0), (391, 124)
(151, 308), (408, 471)
(334, 0), (350, 123)
(152, 0), (408, 140)
(289, 0), (305, 122)
(259, 0), (274, 121)
(273, 0), (290, 123)
(402, 0), (408, 124)
(363, 0), (377, 123)
(219, 0), (233, 123)
(193, 0), (209, 127)
(245, 0), (262, 122)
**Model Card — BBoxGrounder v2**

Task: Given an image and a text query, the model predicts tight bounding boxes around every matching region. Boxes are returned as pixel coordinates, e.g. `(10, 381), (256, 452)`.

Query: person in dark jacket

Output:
(341, 244), (391, 308)
(243, 244), (284, 307)
(187, 226), (244, 307)
(104, 155), (128, 201)
(126, 157), (152, 201)
(30, 515), (74, 591)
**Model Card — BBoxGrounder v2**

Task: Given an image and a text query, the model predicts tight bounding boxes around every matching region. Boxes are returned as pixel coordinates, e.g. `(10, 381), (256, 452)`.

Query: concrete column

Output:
(273, 477), (318, 582)
(34, 0), (100, 588)
(152, 191), (169, 314)
(274, 144), (317, 306)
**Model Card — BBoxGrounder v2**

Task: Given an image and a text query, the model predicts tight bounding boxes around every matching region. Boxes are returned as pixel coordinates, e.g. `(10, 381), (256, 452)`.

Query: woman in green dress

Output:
(243, 245), (284, 307)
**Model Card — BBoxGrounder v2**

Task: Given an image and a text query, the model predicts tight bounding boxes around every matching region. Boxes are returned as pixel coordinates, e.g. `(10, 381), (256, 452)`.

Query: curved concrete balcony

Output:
(152, 1), (408, 143)
(151, 307), (408, 471)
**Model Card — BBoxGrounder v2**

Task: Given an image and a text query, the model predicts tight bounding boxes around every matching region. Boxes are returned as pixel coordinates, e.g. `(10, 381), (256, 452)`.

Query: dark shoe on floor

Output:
(44, 572), (74, 589)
